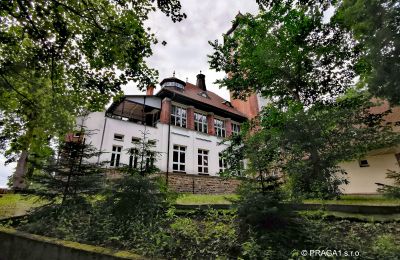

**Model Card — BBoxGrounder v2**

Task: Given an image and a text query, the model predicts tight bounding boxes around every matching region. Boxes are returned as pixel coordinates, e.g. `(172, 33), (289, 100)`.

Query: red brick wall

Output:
(160, 98), (171, 124)
(230, 92), (259, 119)
(224, 118), (232, 137)
(187, 106), (194, 130)
(207, 113), (215, 136)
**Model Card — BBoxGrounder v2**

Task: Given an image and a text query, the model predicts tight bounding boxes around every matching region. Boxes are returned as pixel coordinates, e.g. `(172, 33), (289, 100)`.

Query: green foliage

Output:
(165, 210), (239, 259)
(210, 1), (399, 200)
(372, 234), (400, 258)
(235, 181), (286, 228)
(335, 0), (400, 105)
(0, 0), (185, 187)
(29, 134), (106, 204)
(377, 170), (400, 199)
(209, 2), (356, 107)
(101, 174), (175, 220)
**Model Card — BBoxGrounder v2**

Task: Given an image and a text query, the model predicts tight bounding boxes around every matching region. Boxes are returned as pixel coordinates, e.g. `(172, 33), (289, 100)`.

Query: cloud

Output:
(122, 0), (258, 99)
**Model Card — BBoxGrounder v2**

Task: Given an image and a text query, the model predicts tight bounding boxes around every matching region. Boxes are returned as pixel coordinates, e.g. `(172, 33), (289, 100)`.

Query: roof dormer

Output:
(160, 74), (186, 90)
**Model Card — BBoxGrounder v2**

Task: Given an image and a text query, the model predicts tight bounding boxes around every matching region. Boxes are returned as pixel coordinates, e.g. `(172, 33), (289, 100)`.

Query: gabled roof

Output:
(157, 81), (248, 121)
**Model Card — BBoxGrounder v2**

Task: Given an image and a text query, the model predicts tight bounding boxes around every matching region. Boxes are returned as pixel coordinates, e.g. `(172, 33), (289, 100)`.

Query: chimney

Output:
(146, 85), (155, 95)
(196, 73), (206, 91)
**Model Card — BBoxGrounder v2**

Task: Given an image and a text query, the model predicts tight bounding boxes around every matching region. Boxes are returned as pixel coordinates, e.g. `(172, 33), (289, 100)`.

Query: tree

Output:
(335, 0), (400, 105)
(209, 2), (356, 107)
(30, 128), (106, 204)
(0, 0), (185, 189)
(210, 1), (400, 198)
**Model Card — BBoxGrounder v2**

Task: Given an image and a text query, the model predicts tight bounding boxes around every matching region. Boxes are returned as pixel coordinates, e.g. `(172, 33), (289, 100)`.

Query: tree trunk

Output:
(12, 150), (29, 190)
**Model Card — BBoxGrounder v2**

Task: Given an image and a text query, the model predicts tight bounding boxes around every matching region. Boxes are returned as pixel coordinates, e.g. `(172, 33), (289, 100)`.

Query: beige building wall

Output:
(340, 153), (400, 194)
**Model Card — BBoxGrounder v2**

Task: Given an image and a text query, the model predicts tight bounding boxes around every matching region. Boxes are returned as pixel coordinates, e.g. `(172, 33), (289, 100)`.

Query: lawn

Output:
(0, 194), (44, 219)
(175, 193), (238, 205)
(175, 194), (400, 206)
(304, 194), (400, 206)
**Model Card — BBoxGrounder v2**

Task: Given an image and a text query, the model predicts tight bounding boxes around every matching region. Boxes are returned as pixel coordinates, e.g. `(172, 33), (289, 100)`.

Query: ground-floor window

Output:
(219, 152), (227, 173)
(129, 148), (138, 169)
(198, 149), (209, 174)
(110, 145), (122, 167)
(173, 145), (186, 172)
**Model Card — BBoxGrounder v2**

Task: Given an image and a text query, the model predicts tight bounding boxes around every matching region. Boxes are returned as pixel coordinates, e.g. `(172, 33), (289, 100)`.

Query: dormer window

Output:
(162, 81), (184, 89)
(198, 91), (210, 99)
(160, 77), (186, 90)
(222, 100), (233, 107)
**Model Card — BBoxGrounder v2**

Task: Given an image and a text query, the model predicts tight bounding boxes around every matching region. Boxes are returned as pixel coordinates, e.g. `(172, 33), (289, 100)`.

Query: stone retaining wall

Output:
(0, 227), (145, 260)
(164, 173), (241, 194)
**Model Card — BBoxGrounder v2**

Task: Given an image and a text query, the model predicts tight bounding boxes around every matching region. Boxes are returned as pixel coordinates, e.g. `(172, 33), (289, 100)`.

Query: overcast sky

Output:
(0, 0), (259, 188)
(123, 0), (259, 99)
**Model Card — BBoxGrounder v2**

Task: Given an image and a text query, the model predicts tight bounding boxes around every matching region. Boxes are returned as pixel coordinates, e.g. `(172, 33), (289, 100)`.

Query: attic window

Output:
(222, 100), (233, 107)
(198, 91), (210, 99)
(359, 159), (369, 167)
(114, 134), (124, 141)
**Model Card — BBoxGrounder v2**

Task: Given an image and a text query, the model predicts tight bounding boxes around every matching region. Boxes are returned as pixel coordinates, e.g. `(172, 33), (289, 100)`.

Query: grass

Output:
(175, 194), (238, 205)
(304, 195), (400, 206)
(0, 194), (44, 219)
(299, 210), (400, 222)
(175, 194), (400, 206)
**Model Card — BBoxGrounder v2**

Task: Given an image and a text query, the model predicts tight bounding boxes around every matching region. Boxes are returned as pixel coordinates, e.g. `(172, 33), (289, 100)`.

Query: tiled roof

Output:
(158, 82), (248, 119)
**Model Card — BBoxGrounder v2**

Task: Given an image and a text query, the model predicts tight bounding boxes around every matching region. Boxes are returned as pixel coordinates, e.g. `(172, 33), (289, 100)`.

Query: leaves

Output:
(0, 0), (185, 186)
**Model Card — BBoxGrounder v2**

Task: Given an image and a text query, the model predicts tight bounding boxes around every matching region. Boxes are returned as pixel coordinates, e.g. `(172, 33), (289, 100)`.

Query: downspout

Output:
(166, 93), (175, 186)
(140, 96), (147, 175)
(98, 116), (108, 164)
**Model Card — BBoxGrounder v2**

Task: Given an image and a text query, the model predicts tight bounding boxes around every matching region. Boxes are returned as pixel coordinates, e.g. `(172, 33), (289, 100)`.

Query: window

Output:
(173, 145), (186, 172)
(359, 159), (369, 167)
(129, 148), (138, 169)
(219, 152), (227, 173)
(194, 112), (208, 133)
(110, 145), (122, 167)
(198, 149), (209, 174)
(171, 105), (187, 128)
(214, 118), (226, 138)
(114, 134), (124, 141)
(148, 139), (156, 145)
(231, 122), (240, 135)
(145, 151), (155, 169)
(131, 137), (140, 143)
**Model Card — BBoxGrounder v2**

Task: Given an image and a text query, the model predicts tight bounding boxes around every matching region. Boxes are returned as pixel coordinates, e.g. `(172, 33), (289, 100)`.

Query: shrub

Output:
(235, 180), (287, 228)
(377, 170), (400, 198)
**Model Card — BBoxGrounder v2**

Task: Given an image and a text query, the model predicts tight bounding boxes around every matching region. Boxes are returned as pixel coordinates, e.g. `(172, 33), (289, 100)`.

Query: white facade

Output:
(79, 111), (230, 176)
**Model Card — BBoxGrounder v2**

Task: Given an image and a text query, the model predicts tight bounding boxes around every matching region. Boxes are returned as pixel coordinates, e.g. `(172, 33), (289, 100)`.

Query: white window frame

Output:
(173, 145), (186, 172)
(219, 152), (227, 173)
(171, 105), (187, 128)
(194, 111), (208, 133)
(110, 145), (122, 167)
(129, 148), (139, 169)
(198, 149), (209, 174)
(114, 133), (124, 141)
(231, 122), (240, 135)
(214, 118), (226, 138)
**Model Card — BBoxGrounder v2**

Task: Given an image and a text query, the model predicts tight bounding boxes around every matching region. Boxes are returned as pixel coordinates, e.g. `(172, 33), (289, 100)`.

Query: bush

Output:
(377, 170), (400, 198)
(235, 180), (287, 228)
(164, 209), (240, 259)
